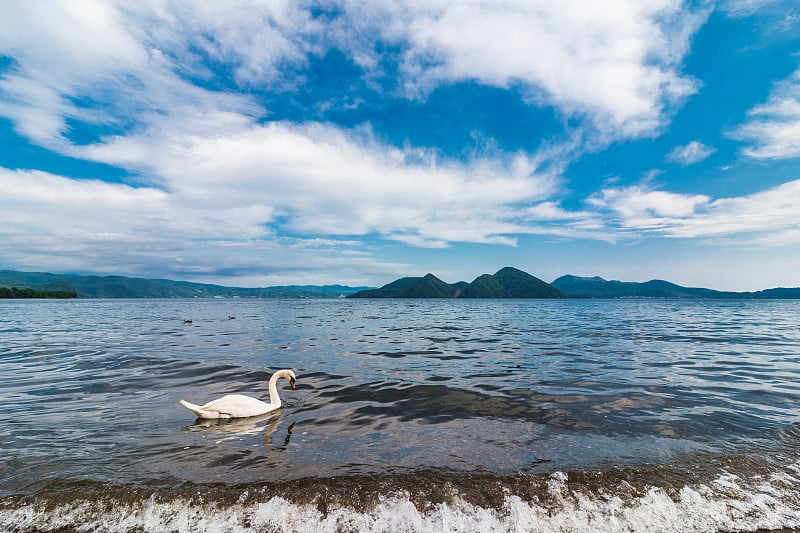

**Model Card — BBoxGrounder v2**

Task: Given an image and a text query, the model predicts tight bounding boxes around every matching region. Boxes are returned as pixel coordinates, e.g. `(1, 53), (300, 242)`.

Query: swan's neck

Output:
(268, 372), (282, 408)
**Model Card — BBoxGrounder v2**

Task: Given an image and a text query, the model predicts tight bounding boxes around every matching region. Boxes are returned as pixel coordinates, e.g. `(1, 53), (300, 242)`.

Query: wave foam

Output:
(3, 470), (800, 532)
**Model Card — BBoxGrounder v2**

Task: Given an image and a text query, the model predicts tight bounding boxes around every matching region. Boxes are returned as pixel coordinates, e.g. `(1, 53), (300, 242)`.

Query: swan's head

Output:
(284, 369), (296, 390)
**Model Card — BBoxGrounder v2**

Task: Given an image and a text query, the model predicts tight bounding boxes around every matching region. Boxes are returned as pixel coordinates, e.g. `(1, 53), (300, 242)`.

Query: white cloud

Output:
(0, 166), (410, 285)
(666, 141), (716, 165)
(127, 0), (320, 87)
(0, 167), (276, 241)
(355, 0), (707, 141)
(0, 0), (298, 147)
(675, 179), (800, 240)
(589, 186), (710, 233)
(733, 67), (800, 159)
(80, 120), (561, 243)
(0, 1), (147, 146)
(720, 0), (786, 18)
(589, 180), (800, 243)
(525, 202), (587, 221)
(0, 1), (708, 149)
(4, 0), (611, 280)
(0, 114), (573, 282)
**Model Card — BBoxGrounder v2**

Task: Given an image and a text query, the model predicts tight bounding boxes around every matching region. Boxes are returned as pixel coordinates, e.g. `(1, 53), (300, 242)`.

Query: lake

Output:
(1, 298), (800, 531)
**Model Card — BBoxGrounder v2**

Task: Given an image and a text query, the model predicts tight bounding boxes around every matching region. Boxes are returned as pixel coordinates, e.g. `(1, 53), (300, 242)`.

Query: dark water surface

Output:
(2, 298), (800, 531)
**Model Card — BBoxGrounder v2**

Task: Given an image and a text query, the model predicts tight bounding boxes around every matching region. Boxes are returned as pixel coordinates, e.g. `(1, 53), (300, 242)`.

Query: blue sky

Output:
(1, 1), (799, 290)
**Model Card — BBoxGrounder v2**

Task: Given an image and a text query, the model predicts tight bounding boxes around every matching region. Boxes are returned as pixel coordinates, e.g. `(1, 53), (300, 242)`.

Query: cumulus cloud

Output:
(678, 179), (800, 240)
(0, 116), (573, 282)
(733, 67), (800, 159)
(0, 167), (276, 247)
(362, 0), (707, 141)
(4, 0), (623, 282)
(0, 2), (573, 246)
(589, 186), (710, 234)
(80, 120), (560, 244)
(0, 166), (408, 285)
(0, 1), (708, 148)
(666, 141), (716, 165)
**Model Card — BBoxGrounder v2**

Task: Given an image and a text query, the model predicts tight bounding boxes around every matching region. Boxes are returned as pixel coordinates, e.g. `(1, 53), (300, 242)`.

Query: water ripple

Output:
(1, 298), (800, 489)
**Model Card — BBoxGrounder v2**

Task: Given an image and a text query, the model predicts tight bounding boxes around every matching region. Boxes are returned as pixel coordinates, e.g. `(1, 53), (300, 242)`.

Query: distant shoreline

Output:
(2, 268), (799, 299)
(0, 287), (78, 299)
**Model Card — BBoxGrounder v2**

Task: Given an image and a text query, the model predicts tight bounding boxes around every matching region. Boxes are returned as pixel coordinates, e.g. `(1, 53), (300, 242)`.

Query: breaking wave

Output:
(4, 466), (800, 532)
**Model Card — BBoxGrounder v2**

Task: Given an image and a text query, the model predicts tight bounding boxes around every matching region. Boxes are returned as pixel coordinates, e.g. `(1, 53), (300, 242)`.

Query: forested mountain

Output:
(0, 270), (368, 299)
(347, 267), (564, 298)
(551, 275), (800, 299)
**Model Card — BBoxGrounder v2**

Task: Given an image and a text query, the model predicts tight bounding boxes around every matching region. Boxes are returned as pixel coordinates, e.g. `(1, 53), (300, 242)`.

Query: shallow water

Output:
(1, 298), (800, 531)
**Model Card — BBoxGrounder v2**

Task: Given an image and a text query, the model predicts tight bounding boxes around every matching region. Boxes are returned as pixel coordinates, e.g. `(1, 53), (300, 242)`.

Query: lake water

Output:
(1, 298), (800, 532)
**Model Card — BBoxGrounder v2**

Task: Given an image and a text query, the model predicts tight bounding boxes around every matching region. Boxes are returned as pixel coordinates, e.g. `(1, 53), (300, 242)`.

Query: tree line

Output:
(0, 287), (78, 299)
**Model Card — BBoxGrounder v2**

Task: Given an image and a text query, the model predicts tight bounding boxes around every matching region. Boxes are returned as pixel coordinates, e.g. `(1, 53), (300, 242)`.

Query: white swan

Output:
(179, 369), (296, 419)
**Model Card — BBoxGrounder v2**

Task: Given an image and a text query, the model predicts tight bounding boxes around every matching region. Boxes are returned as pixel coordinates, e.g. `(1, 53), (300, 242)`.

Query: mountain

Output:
(0, 270), (370, 299)
(551, 275), (727, 298)
(756, 287), (800, 298)
(551, 275), (800, 299)
(347, 267), (564, 298)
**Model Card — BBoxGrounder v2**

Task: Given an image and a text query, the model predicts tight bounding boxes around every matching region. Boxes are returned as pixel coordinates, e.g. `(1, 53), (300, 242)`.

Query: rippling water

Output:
(2, 298), (800, 531)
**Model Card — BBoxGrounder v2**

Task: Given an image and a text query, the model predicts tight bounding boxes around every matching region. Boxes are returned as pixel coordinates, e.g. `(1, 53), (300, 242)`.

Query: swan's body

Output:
(179, 369), (296, 419)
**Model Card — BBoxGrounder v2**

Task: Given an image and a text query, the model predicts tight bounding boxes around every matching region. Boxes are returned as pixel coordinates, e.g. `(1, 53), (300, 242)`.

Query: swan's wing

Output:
(180, 399), (220, 419)
(199, 394), (275, 418)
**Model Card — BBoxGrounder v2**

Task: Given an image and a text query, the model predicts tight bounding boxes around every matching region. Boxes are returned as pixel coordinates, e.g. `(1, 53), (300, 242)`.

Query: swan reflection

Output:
(184, 411), (294, 448)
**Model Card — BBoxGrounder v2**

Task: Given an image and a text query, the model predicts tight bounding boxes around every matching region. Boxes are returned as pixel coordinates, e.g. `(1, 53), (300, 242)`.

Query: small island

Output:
(347, 267), (564, 298)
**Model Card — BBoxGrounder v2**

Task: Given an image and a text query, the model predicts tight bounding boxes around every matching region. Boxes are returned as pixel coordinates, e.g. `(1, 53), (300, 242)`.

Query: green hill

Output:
(459, 273), (504, 298)
(347, 273), (460, 298)
(493, 267), (563, 298)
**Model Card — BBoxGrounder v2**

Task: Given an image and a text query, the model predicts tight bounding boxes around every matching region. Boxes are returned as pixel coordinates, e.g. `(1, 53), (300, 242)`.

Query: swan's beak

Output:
(289, 377), (296, 390)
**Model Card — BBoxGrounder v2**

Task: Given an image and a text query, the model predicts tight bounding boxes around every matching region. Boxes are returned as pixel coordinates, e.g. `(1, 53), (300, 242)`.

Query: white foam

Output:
(3, 470), (800, 532)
